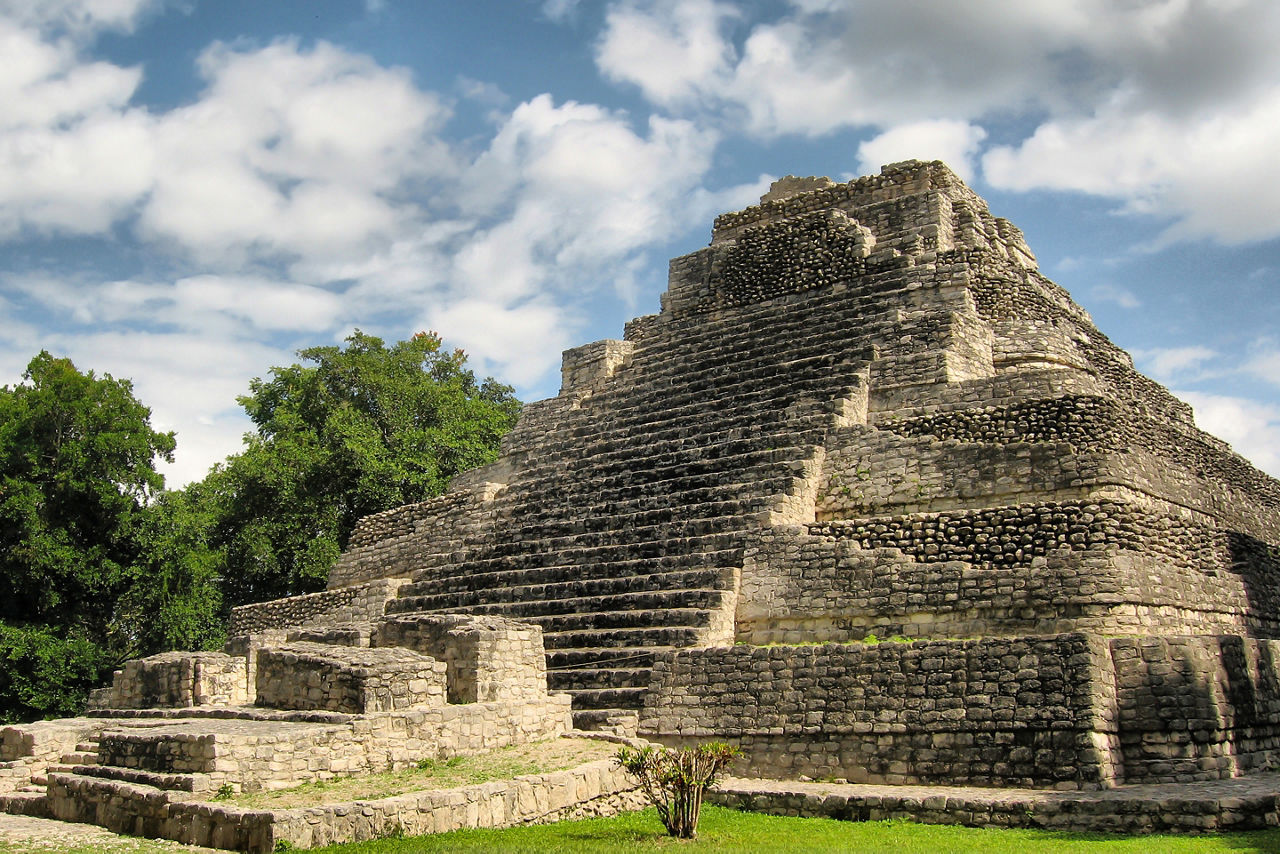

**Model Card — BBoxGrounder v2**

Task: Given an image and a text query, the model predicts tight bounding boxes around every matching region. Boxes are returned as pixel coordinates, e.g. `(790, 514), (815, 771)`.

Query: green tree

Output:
(0, 352), (175, 636)
(206, 330), (520, 607)
(0, 351), (211, 722)
(115, 489), (225, 656)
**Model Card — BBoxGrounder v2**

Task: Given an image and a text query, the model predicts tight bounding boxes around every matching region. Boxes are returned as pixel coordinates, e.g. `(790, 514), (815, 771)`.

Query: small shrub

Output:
(615, 742), (740, 839)
(212, 783), (235, 801)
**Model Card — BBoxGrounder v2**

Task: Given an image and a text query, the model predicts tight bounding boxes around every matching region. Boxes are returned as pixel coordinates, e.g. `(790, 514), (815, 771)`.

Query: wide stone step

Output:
(401, 588), (728, 621)
(541, 625), (705, 650)
(546, 646), (671, 670)
(523, 607), (713, 634)
(405, 551), (741, 595)
(548, 667), (652, 691)
(563, 687), (648, 710)
(571, 708), (641, 734)
(59, 765), (212, 794)
(59, 751), (98, 765)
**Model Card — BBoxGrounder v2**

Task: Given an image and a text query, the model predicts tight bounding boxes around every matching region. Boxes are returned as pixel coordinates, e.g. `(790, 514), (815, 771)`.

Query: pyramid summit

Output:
(7, 162), (1280, 848)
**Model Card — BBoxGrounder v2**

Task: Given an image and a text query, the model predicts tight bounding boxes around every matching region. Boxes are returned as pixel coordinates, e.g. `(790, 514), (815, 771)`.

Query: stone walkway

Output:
(0, 813), (218, 852)
(712, 774), (1280, 834)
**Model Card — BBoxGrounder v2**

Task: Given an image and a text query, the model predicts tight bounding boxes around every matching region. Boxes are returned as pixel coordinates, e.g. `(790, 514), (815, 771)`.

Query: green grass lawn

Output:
(296, 805), (1280, 854)
(8, 804), (1280, 853)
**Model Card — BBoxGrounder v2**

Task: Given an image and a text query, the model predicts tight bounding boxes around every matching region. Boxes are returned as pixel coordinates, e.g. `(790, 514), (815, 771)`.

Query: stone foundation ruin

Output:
(4, 160), (1280, 846)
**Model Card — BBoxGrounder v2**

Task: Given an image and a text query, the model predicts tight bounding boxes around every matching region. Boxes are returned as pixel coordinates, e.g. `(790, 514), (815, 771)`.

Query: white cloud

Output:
(1134, 346), (1219, 383)
(593, 0), (1280, 243)
(542, 0), (582, 22)
(0, 19), (152, 236)
(1177, 389), (1280, 479)
(1089, 284), (1141, 310)
(457, 94), (718, 295)
(857, 121), (987, 182)
(982, 87), (1280, 246)
(65, 331), (289, 488)
(0, 0), (167, 37)
(139, 39), (453, 266)
(596, 0), (737, 106)
(423, 299), (573, 388)
(1244, 345), (1280, 388)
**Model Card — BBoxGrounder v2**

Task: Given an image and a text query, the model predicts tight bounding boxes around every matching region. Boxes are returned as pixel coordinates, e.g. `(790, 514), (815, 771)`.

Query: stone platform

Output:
(712, 774), (1280, 834)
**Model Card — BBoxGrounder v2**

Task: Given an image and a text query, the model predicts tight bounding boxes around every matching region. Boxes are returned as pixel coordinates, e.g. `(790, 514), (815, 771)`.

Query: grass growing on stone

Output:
(301, 806), (1280, 853)
(214, 736), (618, 809)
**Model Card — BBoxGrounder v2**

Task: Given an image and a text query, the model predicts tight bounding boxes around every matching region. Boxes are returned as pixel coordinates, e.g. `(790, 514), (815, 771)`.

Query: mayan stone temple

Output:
(5, 160), (1280, 848)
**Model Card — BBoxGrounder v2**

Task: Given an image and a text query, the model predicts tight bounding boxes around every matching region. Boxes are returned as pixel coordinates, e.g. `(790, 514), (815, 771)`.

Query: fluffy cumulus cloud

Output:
(0, 18), (152, 235)
(140, 39), (453, 266)
(0, 0), (166, 36)
(596, 0), (1280, 244)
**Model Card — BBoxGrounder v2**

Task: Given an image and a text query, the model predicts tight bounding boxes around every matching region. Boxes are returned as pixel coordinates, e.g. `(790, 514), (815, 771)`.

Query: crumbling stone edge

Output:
(45, 736), (648, 852)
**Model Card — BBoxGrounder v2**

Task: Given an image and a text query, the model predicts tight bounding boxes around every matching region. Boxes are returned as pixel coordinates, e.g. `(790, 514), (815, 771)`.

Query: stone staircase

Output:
(379, 280), (901, 724)
(23, 737), (101, 793)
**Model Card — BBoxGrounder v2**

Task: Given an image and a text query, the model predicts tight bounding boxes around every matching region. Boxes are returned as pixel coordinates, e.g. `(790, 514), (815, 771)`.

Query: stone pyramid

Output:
(223, 160), (1280, 788)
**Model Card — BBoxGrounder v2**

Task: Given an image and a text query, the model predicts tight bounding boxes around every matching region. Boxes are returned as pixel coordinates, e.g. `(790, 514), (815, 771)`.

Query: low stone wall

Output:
(709, 777), (1280, 834)
(0, 759), (35, 794)
(93, 696), (573, 794)
(254, 643), (446, 714)
(639, 634), (1119, 789)
(90, 652), (248, 710)
(377, 615), (549, 704)
(47, 749), (643, 853)
(227, 578), (408, 635)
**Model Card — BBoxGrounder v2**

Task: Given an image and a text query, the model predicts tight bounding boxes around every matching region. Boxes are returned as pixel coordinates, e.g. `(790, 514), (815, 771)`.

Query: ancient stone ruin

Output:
(4, 160), (1280, 846)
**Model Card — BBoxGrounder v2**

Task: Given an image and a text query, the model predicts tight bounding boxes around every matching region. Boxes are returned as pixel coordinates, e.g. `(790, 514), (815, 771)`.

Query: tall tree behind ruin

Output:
(201, 330), (521, 609)
(0, 352), (222, 721)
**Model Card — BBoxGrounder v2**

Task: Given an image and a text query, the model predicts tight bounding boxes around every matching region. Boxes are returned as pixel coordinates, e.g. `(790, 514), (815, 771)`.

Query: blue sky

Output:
(2, 0), (1278, 487)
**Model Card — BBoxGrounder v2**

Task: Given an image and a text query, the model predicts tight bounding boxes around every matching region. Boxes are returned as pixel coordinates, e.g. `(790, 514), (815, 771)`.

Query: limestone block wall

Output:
(328, 489), (504, 589)
(89, 652), (248, 710)
(228, 577), (408, 635)
(561, 339), (636, 397)
(254, 643), (447, 714)
(1110, 636), (1280, 782)
(866, 394), (1280, 541)
(639, 634), (1118, 789)
(1, 719), (110, 793)
(817, 427), (1095, 518)
(808, 503), (1280, 635)
(735, 501), (1280, 644)
(376, 615), (549, 704)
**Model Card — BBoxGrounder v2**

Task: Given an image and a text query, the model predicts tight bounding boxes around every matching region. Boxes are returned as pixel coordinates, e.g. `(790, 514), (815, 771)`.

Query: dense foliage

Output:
(0, 333), (520, 723)
(204, 330), (520, 607)
(0, 352), (188, 721)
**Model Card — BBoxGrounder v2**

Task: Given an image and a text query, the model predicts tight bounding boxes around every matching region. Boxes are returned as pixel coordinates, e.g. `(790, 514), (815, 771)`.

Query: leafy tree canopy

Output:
(205, 330), (520, 607)
(0, 351), (217, 722)
(0, 351), (175, 634)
